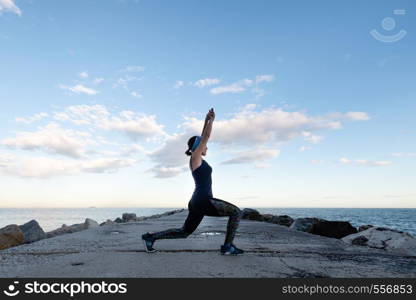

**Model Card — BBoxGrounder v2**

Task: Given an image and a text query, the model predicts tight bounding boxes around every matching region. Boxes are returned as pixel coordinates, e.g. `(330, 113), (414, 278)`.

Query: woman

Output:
(141, 108), (244, 255)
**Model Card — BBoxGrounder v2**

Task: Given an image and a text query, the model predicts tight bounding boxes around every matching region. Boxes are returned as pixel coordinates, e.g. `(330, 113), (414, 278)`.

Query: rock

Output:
(358, 224), (373, 232)
(290, 217), (326, 232)
(351, 235), (369, 246)
(270, 215), (294, 227)
(100, 219), (115, 226)
(310, 220), (358, 239)
(241, 208), (263, 221)
(261, 214), (274, 222)
(18, 220), (46, 243)
(84, 218), (99, 228)
(342, 226), (416, 256)
(46, 220), (98, 238)
(122, 213), (137, 222)
(0, 225), (25, 250)
(114, 217), (123, 223)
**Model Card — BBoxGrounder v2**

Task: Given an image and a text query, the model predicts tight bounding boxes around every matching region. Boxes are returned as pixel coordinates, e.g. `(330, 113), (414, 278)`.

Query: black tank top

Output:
(190, 158), (213, 199)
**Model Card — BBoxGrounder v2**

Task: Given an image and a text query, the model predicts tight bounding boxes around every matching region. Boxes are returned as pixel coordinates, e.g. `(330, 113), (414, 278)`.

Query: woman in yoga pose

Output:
(142, 108), (244, 255)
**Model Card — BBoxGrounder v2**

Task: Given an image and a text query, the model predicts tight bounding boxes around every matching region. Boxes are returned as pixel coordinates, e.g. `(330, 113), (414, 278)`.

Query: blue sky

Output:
(0, 0), (415, 208)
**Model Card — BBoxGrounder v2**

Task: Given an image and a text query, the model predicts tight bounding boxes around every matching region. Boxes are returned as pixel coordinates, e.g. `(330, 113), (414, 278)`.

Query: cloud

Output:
(299, 146), (311, 152)
(179, 105), (348, 146)
(0, 0), (21, 16)
(15, 112), (49, 124)
(142, 104), (370, 177)
(173, 81), (184, 89)
(1, 123), (93, 158)
(210, 78), (253, 95)
(301, 131), (323, 144)
(79, 71), (89, 78)
(194, 78), (220, 88)
(53, 104), (165, 140)
(130, 91), (142, 98)
(120, 65), (145, 72)
(93, 78), (104, 84)
(339, 157), (392, 167)
(255, 75), (274, 83)
(326, 111), (370, 121)
(210, 75), (273, 95)
(391, 152), (416, 157)
(0, 154), (137, 178)
(146, 133), (190, 178)
(220, 148), (279, 165)
(59, 84), (98, 95)
(145, 165), (188, 178)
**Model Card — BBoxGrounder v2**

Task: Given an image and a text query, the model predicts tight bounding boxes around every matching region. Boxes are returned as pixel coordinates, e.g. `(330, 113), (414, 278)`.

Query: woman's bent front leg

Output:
(209, 198), (242, 245)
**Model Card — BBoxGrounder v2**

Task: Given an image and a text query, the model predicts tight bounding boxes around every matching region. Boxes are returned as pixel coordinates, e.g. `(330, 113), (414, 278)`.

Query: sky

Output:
(0, 0), (415, 208)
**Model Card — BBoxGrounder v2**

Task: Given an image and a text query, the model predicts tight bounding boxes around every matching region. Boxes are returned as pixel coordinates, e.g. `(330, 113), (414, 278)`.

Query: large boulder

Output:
(122, 213), (137, 222)
(290, 217), (326, 233)
(46, 218), (98, 238)
(85, 218), (99, 228)
(342, 226), (416, 256)
(358, 224), (373, 232)
(241, 208), (263, 221)
(261, 214), (274, 222)
(310, 220), (358, 239)
(100, 219), (116, 226)
(0, 225), (25, 250)
(270, 215), (294, 227)
(18, 220), (46, 243)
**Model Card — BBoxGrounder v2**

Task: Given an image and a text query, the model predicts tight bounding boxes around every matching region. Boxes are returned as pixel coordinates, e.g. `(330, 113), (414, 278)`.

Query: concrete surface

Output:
(1, 210), (415, 278)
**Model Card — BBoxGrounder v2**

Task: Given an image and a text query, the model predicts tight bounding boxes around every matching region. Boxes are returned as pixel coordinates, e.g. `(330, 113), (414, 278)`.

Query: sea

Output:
(0, 207), (415, 237)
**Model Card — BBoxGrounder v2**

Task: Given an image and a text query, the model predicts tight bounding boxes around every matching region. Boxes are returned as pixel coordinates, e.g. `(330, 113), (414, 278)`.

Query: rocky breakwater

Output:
(241, 208), (416, 257)
(0, 209), (185, 251)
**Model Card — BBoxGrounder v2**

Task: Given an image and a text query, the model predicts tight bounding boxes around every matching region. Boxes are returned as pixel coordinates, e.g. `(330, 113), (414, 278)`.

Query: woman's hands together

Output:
(206, 108), (215, 121)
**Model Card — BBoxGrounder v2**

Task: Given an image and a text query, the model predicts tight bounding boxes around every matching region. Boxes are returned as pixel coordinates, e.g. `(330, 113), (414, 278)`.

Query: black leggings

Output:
(149, 198), (242, 245)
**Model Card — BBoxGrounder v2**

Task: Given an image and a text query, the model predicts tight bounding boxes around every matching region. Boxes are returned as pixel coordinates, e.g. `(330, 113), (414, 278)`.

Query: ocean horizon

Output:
(0, 207), (415, 237)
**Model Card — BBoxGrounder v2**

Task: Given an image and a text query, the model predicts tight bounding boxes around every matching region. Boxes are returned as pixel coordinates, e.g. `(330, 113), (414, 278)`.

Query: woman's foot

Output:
(142, 232), (157, 253)
(220, 243), (244, 255)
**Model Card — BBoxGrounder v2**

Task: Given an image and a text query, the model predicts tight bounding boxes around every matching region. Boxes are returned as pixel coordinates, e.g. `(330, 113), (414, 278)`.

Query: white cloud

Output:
(120, 65), (145, 72)
(130, 91), (142, 98)
(93, 78), (104, 84)
(255, 75), (274, 83)
(145, 105), (366, 177)
(15, 112), (49, 124)
(210, 75), (273, 96)
(0, 154), (137, 178)
(79, 71), (89, 78)
(327, 111), (370, 121)
(173, 80), (184, 89)
(220, 148), (279, 165)
(299, 146), (311, 152)
(391, 152), (416, 157)
(59, 84), (98, 95)
(339, 157), (392, 167)
(113, 75), (141, 89)
(194, 78), (220, 88)
(1, 122), (93, 158)
(301, 131), (323, 144)
(0, 0), (21, 16)
(145, 165), (188, 179)
(179, 106), (346, 146)
(53, 105), (165, 140)
(210, 78), (253, 95)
